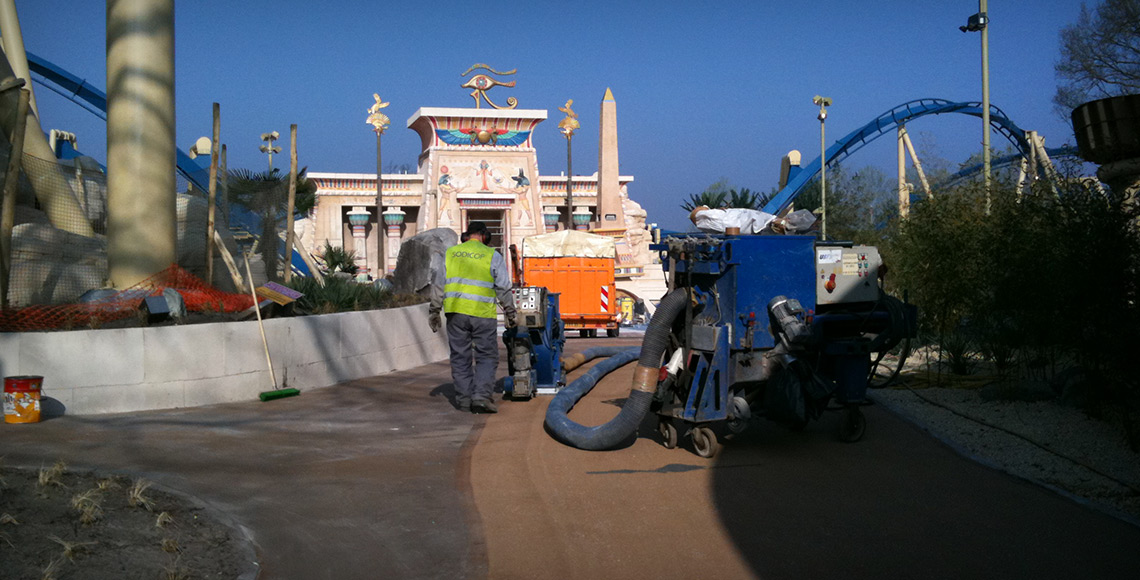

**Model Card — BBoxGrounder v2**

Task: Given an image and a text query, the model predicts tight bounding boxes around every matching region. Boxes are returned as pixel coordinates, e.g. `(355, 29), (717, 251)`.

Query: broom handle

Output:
(244, 253), (277, 389)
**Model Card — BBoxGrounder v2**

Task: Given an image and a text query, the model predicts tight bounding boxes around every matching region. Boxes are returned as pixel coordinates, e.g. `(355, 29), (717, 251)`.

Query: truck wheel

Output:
(579, 330), (590, 338)
(607, 327), (620, 338)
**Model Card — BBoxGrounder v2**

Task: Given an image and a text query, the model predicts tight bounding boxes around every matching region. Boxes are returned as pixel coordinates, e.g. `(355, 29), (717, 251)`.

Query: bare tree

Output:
(1054, 0), (1140, 114)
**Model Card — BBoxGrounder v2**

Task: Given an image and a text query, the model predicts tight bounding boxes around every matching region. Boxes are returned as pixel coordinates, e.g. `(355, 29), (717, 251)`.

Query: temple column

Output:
(383, 206), (405, 274)
(543, 206), (560, 233)
(572, 206), (592, 231)
(346, 207), (371, 275)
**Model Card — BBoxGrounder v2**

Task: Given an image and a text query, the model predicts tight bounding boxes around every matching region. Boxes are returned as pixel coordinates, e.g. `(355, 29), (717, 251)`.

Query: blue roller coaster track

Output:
(24, 50), (311, 276)
(762, 98), (1076, 214)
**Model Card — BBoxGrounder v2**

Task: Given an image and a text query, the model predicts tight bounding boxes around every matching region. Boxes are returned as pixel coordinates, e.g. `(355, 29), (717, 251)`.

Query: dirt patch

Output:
(0, 464), (252, 579)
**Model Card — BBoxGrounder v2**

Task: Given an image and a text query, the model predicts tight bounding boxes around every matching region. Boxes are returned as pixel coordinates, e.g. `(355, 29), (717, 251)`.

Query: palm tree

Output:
(681, 187), (771, 212)
(681, 190), (728, 212)
(227, 167), (317, 282)
(727, 187), (771, 210)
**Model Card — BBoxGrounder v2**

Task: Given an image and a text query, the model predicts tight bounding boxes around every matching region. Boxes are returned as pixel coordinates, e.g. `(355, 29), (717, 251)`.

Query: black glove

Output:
(428, 311), (442, 333)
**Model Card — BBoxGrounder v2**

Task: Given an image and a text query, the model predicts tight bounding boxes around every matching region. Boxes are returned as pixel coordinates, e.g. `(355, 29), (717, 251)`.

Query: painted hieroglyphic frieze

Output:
(436, 155), (538, 228)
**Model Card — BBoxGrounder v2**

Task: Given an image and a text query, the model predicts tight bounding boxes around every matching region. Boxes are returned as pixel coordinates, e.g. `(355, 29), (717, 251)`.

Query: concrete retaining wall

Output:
(0, 303), (448, 415)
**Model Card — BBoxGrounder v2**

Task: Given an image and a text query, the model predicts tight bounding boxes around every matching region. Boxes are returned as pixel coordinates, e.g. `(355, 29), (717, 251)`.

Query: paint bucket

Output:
(4, 376), (43, 424)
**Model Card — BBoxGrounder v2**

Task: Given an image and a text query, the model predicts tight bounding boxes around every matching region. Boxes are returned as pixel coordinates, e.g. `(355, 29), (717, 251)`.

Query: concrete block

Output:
(184, 374), (264, 407)
(223, 319), (277, 376)
(288, 360), (340, 390)
(287, 315), (342, 367)
(20, 328), (144, 388)
(340, 311), (393, 358)
(143, 323), (228, 383)
(71, 381), (185, 415)
(0, 333), (20, 378)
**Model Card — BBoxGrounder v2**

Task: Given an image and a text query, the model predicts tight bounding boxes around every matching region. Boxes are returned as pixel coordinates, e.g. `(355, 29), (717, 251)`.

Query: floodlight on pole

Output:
(813, 95), (832, 241)
(960, 0), (991, 212)
(259, 130), (281, 172)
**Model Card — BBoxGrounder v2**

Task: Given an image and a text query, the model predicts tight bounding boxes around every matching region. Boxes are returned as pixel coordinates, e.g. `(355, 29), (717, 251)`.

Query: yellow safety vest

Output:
(443, 240), (497, 318)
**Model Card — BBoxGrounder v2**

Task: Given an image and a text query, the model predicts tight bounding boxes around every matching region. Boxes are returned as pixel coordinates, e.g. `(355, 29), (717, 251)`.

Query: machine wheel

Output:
(658, 418), (678, 449)
(579, 329), (590, 338)
(607, 327), (620, 338)
(837, 406), (867, 443)
(691, 426), (720, 458)
(589, 329), (598, 338)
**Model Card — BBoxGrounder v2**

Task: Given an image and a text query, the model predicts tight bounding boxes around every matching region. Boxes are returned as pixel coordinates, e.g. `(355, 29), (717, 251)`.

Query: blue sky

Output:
(17, 0), (1084, 230)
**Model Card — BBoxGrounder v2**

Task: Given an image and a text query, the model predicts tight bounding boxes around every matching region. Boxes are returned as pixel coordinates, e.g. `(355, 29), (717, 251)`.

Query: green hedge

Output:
(884, 175), (1140, 401)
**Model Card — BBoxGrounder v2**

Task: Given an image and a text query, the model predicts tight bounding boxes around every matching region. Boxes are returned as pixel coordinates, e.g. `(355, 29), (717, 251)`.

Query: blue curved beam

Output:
(25, 50), (211, 190)
(763, 98), (1034, 214)
(25, 50), (310, 276)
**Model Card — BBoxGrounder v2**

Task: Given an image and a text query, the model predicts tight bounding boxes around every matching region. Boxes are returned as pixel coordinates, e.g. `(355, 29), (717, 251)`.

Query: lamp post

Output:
(961, 0), (990, 212)
(366, 94), (391, 278)
(813, 95), (832, 240)
(259, 131), (281, 172)
(558, 99), (580, 231)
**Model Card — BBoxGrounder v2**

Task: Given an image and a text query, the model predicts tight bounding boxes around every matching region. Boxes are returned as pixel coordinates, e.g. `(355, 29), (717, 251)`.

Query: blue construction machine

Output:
(543, 232), (916, 457)
(503, 286), (567, 399)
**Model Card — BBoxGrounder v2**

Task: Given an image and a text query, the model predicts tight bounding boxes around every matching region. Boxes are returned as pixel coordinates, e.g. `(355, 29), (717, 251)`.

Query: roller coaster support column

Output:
(106, 0), (177, 288)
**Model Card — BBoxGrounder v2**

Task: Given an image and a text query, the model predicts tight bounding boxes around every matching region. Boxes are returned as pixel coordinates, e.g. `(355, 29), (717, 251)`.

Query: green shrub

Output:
(886, 169), (1140, 409)
(286, 276), (425, 314)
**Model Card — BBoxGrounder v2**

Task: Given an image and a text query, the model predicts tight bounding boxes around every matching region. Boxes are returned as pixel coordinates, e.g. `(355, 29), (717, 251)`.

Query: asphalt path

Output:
(3, 336), (1139, 579)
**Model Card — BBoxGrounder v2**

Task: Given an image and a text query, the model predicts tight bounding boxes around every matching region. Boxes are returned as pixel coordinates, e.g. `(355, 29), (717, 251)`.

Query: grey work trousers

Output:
(445, 313), (499, 406)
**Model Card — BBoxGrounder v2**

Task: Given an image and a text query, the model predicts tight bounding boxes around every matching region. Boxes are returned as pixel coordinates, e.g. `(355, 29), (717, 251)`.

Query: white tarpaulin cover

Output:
(690, 207), (776, 234)
(522, 229), (617, 258)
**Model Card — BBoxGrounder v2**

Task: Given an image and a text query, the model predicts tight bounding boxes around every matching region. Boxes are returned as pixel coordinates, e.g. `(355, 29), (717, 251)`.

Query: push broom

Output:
(244, 252), (300, 402)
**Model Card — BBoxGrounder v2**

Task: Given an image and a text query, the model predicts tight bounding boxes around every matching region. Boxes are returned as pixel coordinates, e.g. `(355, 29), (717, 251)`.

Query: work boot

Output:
(456, 399), (471, 412)
(471, 400), (498, 414)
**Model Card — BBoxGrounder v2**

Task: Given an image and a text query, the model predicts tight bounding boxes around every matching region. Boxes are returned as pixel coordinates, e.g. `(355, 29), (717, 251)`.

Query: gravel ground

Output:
(870, 380), (1140, 526)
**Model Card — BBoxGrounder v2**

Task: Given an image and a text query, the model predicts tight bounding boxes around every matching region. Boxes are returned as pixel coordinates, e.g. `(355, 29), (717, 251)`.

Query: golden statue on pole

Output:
(366, 93), (391, 134)
(558, 99), (580, 137)
(461, 64), (519, 109)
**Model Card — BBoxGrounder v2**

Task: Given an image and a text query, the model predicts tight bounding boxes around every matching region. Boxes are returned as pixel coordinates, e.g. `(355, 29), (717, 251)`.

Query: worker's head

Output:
(464, 221), (490, 245)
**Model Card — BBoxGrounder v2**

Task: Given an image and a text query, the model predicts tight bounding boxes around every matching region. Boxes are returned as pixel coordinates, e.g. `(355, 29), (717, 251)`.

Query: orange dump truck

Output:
(519, 230), (620, 338)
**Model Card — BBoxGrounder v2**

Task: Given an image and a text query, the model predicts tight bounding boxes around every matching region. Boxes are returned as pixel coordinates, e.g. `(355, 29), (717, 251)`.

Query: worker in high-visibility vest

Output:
(428, 222), (516, 413)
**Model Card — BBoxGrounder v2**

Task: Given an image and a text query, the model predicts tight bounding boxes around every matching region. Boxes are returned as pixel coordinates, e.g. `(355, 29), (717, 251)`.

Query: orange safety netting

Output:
(0, 264), (255, 332)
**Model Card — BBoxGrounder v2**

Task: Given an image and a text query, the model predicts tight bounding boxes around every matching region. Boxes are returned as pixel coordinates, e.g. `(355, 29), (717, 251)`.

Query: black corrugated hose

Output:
(544, 289), (689, 450)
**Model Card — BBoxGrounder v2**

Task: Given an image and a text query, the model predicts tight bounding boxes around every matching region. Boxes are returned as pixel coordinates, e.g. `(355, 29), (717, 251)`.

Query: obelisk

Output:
(597, 88), (623, 228)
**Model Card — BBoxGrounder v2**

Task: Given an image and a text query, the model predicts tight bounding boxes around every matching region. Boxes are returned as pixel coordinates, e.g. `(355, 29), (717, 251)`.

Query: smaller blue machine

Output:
(650, 234), (916, 457)
(503, 287), (567, 398)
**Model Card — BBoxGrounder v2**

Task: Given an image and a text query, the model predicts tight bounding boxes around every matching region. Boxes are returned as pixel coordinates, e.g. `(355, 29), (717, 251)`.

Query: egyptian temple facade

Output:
(305, 88), (665, 305)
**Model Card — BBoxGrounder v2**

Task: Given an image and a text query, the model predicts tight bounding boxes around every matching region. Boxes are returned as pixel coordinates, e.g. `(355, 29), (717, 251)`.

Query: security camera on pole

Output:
(813, 95), (832, 240)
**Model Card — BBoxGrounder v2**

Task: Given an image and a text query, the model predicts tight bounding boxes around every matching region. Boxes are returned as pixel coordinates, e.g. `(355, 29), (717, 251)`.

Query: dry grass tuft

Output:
(127, 478), (154, 511)
(161, 557), (192, 580)
(37, 461), (67, 491)
(155, 511), (175, 528)
(47, 534), (97, 560)
(40, 555), (66, 580)
(161, 537), (181, 553)
(0, 513), (19, 525)
(95, 477), (120, 491)
(72, 488), (105, 525)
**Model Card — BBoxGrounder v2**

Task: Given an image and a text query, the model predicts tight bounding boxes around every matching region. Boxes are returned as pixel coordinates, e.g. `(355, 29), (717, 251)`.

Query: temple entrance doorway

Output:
(465, 209), (508, 257)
